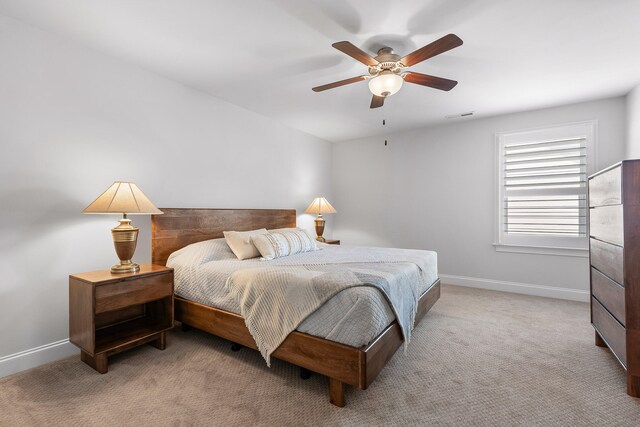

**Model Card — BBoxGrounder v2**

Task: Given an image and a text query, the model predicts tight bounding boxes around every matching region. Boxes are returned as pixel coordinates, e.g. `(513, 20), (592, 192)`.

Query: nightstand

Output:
(324, 239), (340, 245)
(69, 264), (174, 374)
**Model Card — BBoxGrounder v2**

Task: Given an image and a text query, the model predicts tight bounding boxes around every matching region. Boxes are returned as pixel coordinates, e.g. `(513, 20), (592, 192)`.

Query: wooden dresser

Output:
(589, 160), (640, 397)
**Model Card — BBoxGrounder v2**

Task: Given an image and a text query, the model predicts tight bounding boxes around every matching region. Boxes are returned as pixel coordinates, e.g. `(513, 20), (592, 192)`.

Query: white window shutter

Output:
(495, 121), (595, 254)
(503, 137), (587, 237)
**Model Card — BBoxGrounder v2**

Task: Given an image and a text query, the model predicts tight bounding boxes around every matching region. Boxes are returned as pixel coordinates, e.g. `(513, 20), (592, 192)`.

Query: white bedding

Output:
(167, 238), (438, 347)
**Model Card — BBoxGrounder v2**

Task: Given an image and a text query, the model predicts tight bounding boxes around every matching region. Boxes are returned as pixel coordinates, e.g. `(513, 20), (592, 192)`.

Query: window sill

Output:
(493, 243), (588, 258)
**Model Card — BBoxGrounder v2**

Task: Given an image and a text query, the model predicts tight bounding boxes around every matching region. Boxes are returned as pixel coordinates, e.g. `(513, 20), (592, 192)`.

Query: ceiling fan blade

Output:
(370, 95), (385, 109)
(312, 75), (367, 92)
(399, 34), (463, 67)
(332, 41), (379, 66)
(403, 72), (458, 91)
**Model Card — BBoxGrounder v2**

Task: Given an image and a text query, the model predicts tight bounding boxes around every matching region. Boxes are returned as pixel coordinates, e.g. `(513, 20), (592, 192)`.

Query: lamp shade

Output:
(304, 197), (337, 215)
(82, 182), (163, 215)
(368, 71), (403, 97)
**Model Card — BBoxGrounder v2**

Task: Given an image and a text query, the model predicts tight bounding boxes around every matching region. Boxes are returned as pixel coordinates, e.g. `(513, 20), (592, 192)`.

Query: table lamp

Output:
(304, 197), (336, 242)
(82, 182), (163, 273)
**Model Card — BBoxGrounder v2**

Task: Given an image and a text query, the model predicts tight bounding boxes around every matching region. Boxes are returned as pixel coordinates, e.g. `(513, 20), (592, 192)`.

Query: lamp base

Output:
(111, 217), (140, 275)
(314, 215), (326, 242)
(111, 260), (140, 274)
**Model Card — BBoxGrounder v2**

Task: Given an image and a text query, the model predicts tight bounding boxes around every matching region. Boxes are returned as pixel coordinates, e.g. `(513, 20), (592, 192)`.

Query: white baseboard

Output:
(0, 339), (78, 378)
(440, 274), (589, 302)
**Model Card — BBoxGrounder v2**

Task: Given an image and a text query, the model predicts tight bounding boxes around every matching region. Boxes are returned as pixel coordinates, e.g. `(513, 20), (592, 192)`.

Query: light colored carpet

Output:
(1, 285), (639, 426)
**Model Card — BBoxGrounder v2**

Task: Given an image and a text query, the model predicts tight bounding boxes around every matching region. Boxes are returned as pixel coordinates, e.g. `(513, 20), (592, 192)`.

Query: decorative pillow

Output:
(251, 228), (318, 260)
(223, 228), (268, 260)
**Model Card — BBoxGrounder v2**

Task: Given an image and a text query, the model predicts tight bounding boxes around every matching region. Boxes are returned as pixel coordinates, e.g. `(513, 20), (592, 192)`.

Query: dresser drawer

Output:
(590, 238), (624, 285)
(591, 268), (625, 325)
(592, 297), (626, 367)
(590, 205), (624, 246)
(589, 165), (621, 207)
(95, 273), (173, 314)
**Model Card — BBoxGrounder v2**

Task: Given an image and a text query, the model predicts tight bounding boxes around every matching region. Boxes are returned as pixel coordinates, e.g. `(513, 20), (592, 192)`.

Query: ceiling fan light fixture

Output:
(313, 35), (463, 108)
(368, 72), (403, 97)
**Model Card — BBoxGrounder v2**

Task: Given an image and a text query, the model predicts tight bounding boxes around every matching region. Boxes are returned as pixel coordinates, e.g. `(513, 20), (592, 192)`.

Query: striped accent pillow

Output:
(251, 228), (318, 260)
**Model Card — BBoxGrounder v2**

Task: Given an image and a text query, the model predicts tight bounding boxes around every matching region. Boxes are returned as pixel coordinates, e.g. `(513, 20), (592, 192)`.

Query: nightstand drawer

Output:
(95, 273), (173, 314)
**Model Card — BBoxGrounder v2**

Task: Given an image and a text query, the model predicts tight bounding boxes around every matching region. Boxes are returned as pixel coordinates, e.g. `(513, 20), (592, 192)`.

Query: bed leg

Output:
(595, 330), (606, 347)
(181, 323), (192, 332)
(300, 368), (312, 379)
(329, 378), (345, 407)
(231, 343), (243, 352)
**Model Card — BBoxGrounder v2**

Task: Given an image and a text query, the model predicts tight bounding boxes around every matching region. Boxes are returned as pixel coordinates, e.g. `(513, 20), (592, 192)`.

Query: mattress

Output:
(167, 238), (438, 347)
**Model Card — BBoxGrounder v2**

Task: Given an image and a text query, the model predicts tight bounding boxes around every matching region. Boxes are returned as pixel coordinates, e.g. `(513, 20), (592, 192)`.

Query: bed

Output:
(152, 208), (440, 407)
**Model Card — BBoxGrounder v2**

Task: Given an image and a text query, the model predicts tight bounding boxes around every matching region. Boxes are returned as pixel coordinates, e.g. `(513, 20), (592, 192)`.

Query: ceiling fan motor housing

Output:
(369, 47), (404, 75)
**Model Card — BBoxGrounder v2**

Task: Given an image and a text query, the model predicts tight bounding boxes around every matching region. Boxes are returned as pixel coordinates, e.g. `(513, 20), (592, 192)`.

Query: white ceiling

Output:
(1, 0), (639, 142)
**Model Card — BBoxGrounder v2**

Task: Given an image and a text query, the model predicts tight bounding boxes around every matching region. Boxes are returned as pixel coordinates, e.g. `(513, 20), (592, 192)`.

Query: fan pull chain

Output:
(383, 119), (388, 146)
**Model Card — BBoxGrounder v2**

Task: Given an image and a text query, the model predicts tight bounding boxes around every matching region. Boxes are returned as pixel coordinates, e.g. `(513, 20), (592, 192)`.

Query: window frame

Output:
(494, 121), (597, 257)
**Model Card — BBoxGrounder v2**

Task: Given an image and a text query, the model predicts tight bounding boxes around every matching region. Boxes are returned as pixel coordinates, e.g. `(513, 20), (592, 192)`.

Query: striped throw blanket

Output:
(225, 261), (425, 366)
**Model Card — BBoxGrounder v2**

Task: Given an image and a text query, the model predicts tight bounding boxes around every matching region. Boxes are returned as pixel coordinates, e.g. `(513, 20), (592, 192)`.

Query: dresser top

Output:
(589, 159), (640, 180)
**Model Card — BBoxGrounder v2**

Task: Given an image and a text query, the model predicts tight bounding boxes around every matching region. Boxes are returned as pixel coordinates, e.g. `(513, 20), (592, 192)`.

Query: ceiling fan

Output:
(312, 34), (463, 108)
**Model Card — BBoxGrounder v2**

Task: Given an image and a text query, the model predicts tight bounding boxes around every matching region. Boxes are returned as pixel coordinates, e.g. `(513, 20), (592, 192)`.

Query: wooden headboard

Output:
(151, 208), (297, 265)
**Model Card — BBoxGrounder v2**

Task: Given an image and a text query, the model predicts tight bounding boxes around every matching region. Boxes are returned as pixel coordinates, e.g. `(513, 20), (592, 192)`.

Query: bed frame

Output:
(152, 208), (441, 407)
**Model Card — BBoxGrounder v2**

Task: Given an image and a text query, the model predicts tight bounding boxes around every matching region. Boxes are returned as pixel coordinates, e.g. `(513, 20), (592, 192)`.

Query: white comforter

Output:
(167, 238), (438, 347)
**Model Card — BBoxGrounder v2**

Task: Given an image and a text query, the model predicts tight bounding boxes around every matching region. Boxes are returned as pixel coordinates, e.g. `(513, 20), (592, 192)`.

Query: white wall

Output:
(626, 84), (640, 158)
(332, 97), (626, 300)
(0, 15), (332, 373)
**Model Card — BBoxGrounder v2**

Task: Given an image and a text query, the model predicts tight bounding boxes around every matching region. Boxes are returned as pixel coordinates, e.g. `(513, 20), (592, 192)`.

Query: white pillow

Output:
(251, 228), (318, 261)
(223, 228), (268, 260)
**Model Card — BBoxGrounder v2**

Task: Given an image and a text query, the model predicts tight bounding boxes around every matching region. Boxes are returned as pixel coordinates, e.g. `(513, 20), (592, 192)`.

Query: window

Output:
(495, 121), (596, 256)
